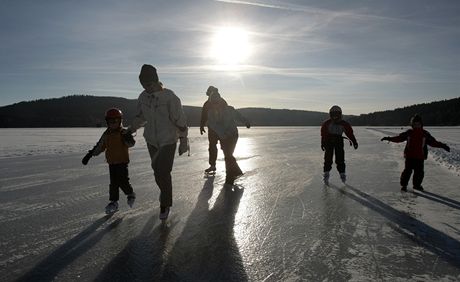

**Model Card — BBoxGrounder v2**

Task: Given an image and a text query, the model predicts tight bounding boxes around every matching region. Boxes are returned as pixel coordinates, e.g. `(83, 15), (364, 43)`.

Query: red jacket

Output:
(321, 119), (357, 146)
(387, 128), (445, 160)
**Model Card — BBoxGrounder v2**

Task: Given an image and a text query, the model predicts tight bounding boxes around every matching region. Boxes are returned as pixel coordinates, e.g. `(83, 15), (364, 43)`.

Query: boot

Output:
(323, 171), (330, 185)
(340, 173), (346, 183)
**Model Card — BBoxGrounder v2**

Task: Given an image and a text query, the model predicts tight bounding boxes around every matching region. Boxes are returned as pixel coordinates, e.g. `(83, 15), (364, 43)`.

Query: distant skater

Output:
(126, 64), (189, 220)
(381, 114), (450, 192)
(82, 108), (136, 214)
(200, 86), (228, 174)
(321, 105), (358, 185)
(202, 86), (250, 185)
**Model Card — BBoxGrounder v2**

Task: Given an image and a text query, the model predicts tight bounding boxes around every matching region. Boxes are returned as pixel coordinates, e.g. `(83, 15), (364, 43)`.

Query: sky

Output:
(1, 0), (459, 114)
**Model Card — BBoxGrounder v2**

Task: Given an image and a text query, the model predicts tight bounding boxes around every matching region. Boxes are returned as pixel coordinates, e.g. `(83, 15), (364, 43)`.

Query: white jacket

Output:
(129, 88), (188, 147)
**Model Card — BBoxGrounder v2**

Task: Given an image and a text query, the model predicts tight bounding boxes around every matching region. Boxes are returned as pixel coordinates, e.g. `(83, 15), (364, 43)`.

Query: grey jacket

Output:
(207, 105), (248, 140)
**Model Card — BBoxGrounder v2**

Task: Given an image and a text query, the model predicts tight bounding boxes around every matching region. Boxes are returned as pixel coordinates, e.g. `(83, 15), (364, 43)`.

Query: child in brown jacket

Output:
(82, 108), (136, 214)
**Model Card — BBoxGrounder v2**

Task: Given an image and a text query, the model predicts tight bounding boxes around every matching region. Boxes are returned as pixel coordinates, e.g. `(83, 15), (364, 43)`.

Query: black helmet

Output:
(329, 105), (342, 120)
(410, 114), (423, 127)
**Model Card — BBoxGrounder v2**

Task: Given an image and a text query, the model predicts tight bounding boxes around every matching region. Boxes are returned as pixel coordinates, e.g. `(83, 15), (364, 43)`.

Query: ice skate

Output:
(204, 165), (216, 175)
(127, 192), (136, 208)
(340, 173), (346, 183)
(233, 171), (244, 182)
(323, 171), (330, 185)
(105, 201), (119, 214)
(400, 186), (407, 192)
(413, 186), (424, 191)
(159, 206), (170, 220)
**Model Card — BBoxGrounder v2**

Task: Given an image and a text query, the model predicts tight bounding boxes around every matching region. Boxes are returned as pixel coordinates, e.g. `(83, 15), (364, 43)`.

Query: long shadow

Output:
(329, 184), (460, 268)
(412, 191), (460, 210)
(17, 214), (121, 282)
(161, 179), (248, 281)
(422, 191), (460, 207)
(95, 213), (176, 281)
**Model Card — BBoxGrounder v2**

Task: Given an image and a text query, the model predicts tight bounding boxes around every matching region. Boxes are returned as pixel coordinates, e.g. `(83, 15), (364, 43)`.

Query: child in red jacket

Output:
(381, 114), (450, 192)
(321, 105), (358, 185)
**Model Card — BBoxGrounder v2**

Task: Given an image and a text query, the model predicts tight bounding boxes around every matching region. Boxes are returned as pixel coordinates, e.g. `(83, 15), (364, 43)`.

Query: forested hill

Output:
(347, 97), (460, 126)
(0, 95), (329, 127)
(0, 95), (458, 127)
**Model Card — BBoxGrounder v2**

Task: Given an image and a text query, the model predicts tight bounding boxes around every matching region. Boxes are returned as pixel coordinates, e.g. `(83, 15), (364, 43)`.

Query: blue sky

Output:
(1, 0), (459, 114)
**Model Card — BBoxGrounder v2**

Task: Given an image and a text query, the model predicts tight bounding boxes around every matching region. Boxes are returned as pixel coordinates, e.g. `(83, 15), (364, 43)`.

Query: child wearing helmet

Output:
(381, 114), (450, 192)
(82, 108), (136, 214)
(321, 105), (358, 185)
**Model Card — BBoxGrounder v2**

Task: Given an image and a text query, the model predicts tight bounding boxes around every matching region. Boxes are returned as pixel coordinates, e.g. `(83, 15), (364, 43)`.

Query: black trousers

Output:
(208, 128), (219, 167)
(108, 163), (134, 201)
(400, 158), (424, 188)
(220, 134), (243, 184)
(323, 138), (345, 173)
(147, 143), (176, 207)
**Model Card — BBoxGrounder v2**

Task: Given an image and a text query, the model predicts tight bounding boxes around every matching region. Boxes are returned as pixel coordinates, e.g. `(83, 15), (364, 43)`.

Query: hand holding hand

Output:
(122, 130), (136, 146)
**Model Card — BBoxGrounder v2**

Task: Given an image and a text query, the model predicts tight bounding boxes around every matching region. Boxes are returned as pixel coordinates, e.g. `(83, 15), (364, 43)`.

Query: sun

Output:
(209, 27), (252, 67)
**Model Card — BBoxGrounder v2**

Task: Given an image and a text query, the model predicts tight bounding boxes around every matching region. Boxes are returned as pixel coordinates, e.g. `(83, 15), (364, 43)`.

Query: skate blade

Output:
(105, 209), (118, 215)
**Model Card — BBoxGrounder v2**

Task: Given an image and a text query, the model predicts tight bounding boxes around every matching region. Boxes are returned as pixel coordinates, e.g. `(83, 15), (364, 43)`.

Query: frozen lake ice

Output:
(1, 127), (460, 281)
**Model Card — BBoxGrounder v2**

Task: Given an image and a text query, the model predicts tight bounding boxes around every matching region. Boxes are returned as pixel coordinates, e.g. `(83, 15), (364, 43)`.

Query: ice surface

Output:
(0, 127), (459, 281)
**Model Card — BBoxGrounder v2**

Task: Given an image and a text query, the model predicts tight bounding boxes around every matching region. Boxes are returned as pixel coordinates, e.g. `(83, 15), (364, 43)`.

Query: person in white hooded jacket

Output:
(126, 64), (189, 220)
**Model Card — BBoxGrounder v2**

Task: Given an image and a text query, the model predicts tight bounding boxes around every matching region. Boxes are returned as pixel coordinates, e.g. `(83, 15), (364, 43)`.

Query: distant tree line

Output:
(0, 95), (458, 127)
(348, 97), (460, 126)
(0, 95), (328, 127)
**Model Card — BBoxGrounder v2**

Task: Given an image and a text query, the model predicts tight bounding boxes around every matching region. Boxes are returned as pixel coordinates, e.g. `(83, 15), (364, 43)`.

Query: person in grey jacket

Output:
(200, 86), (228, 173)
(127, 64), (189, 220)
(204, 88), (250, 186)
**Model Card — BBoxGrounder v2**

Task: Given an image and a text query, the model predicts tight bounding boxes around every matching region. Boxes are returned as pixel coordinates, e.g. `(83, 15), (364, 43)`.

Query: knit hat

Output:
(139, 64), (159, 83)
(206, 86), (218, 96)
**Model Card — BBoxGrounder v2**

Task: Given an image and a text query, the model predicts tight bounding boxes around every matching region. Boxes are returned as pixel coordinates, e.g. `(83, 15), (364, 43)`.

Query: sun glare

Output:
(209, 27), (252, 67)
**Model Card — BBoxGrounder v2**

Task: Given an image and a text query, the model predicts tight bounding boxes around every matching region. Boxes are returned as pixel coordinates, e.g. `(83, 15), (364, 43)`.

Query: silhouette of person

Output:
(126, 64), (189, 220)
(381, 114), (450, 192)
(200, 86), (250, 185)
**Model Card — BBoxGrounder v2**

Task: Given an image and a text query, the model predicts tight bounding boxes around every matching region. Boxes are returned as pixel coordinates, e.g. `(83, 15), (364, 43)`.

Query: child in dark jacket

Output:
(381, 114), (450, 192)
(82, 108), (136, 214)
(321, 105), (358, 185)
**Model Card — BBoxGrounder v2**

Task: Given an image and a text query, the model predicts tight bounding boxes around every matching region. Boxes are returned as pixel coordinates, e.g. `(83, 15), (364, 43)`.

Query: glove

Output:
(82, 151), (93, 165)
(200, 126), (206, 135)
(178, 137), (189, 156)
(443, 144), (450, 152)
(122, 130), (136, 147)
(245, 121), (251, 129)
(353, 142), (358, 150)
(381, 137), (390, 142)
